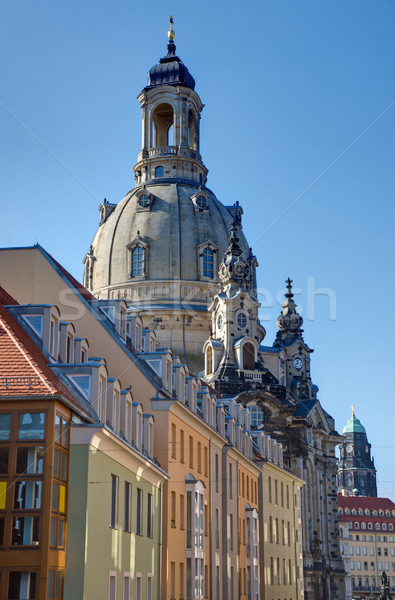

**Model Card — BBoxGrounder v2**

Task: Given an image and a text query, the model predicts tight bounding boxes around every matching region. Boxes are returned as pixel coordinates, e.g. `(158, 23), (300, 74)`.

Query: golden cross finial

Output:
(168, 16), (175, 41)
(351, 405), (355, 417)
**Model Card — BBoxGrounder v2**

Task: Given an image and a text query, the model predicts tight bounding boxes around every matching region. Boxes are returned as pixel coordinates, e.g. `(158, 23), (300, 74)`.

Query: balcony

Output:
(147, 146), (201, 160)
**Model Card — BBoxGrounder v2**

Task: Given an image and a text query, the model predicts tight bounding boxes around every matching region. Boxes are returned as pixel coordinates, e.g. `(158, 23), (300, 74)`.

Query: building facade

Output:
(338, 495), (395, 598)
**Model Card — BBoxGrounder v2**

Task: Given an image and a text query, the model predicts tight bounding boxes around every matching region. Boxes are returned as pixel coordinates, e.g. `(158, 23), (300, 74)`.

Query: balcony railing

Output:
(147, 146), (201, 160)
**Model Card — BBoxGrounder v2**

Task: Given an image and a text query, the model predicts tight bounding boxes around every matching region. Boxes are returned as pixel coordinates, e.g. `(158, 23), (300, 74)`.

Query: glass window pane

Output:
(47, 571), (54, 599)
(53, 449), (60, 477)
(16, 447), (43, 475)
(59, 485), (66, 514)
(8, 571), (36, 600)
(14, 481), (41, 510)
(0, 414), (11, 441)
(54, 572), (62, 599)
(57, 519), (64, 548)
(52, 483), (58, 511)
(0, 447), (8, 474)
(55, 416), (61, 444)
(60, 453), (67, 479)
(0, 481), (6, 510)
(50, 517), (57, 547)
(11, 516), (40, 546)
(62, 419), (69, 447)
(18, 413), (45, 440)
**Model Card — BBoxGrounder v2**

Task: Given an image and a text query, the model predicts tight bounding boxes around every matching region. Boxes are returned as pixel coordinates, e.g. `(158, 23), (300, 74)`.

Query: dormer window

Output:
(136, 190), (154, 211)
(127, 236), (148, 280)
(191, 190), (209, 213)
(21, 314), (43, 338)
(196, 195), (208, 209)
(198, 240), (218, 281)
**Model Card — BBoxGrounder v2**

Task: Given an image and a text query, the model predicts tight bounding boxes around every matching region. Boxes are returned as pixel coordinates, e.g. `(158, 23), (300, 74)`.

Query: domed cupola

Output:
(147, 19), (195, 90)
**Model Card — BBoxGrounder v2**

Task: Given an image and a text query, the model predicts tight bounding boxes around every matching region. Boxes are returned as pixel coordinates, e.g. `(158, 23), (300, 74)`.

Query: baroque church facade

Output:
(84, 24), (346, 600)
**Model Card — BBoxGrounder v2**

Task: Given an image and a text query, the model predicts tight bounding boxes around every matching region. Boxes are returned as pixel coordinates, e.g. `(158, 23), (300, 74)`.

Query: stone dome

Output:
(89, 182), (249, 303)
(86, 181), (249, 369)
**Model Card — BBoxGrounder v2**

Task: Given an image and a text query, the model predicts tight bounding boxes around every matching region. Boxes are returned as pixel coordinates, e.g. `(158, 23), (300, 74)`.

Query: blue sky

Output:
(1, 1), (395, 498)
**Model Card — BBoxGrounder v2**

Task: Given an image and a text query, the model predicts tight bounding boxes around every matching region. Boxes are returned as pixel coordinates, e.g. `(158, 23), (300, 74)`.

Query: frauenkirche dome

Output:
(84, 29), (252, 370)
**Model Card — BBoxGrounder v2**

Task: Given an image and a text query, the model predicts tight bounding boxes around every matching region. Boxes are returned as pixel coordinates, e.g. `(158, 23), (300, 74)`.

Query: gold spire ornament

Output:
(168, 16), (175, 42)
(351, 405), (355, 416)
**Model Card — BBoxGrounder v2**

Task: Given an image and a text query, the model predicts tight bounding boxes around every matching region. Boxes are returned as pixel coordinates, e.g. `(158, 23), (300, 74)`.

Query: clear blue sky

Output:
(1, 1), (394, 498)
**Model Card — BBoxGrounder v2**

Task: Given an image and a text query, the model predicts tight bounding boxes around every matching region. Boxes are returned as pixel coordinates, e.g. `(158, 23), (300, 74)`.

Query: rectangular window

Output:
(8, 572), (36, 600)
(0, 414), (11, 441)
(136, 575), (142, 600)
(108, 573), (116, 600)
(186, 491), (192, 548)
(15, 447), (43, 475)
(171, 424), (176, 459)
(171, 491), (176, 527)
(147, 575), (152, 600)
(170, 562), (175, 597)
(215, 454), (219, 493)
(230, 513), (234, 551)
(197, 441), (202, 473)
(11, 516), (40, 546)
(268, 476), (272, 502)
(179, 564), (185, 600)
(204, 446), (208, 477)
(189, 436), (193, 468)
(180, 429), (185, 463)
(229, 464), (233, 498)
(180, 494), (185, 529)
(136, 488), (143, 535)
(274, 479), (278, 504)
(281, 482), (284, 507)
(124, 482), (132, 532)
(18, 413), (45, 440)
(47, 570), (62, 600)
(14, 480), (42, 509)
(123, 574), (130, 600)
(216, 508), (220, 549)
(110, 475), (119, 529)
(147, 493), (153, 538)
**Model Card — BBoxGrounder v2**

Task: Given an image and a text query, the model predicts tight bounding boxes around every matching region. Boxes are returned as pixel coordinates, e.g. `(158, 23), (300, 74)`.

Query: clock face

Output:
(346, 444), (353, 453)
(293, 357), (303, 370)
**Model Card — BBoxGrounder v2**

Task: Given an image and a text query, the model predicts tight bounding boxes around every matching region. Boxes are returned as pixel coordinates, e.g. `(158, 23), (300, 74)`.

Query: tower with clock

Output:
(338, 407), (377, 497)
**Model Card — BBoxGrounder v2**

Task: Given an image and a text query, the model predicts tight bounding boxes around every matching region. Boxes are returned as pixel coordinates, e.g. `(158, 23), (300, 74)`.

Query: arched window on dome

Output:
(131, 247), (143, 277)
(198, 241), (218, 281)
(127, 236), (148, 279)
(243, 342), (255, 370)
(155, 166), (164, 178)
(203, 248), (214, 278)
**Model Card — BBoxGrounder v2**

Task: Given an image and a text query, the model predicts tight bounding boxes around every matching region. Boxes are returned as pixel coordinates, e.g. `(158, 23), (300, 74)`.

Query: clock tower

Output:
(338, 408), (377, 497)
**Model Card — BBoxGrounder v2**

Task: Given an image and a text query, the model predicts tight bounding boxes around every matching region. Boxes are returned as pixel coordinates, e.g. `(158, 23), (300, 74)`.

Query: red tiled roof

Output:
(338, 495), (395, 511)
(0, 285), (19, 306)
